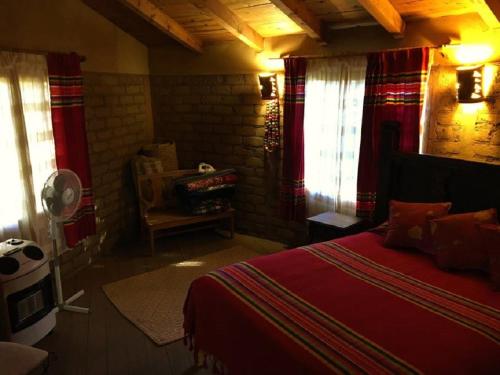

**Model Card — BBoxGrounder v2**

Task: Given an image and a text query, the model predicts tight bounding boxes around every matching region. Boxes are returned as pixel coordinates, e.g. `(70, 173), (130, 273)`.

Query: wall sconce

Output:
(456, 65), (484, 103)
(259, 73), (278, 100)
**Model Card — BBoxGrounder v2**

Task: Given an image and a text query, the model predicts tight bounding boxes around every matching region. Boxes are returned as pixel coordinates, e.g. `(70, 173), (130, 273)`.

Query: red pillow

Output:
(479, 224), (500, 290)
(432, 208), (498, 271)
(384, 200), (452, 253)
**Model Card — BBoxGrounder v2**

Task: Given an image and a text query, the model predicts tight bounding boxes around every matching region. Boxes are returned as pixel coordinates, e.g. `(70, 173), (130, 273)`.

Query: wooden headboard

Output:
(373, 122), (500, 225)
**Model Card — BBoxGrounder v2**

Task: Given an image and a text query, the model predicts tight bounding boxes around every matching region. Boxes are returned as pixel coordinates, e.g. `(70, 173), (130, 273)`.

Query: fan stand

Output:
(50, 220), (90, 315)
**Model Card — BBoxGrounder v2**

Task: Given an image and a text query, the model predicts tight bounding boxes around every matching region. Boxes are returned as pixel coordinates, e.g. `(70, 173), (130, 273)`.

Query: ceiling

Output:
(83, 0), (500, 52)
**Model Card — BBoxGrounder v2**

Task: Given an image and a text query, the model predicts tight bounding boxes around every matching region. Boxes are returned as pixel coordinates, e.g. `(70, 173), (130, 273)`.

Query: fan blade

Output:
(45, 196), (64, 216)
(53, 174), (67, 192)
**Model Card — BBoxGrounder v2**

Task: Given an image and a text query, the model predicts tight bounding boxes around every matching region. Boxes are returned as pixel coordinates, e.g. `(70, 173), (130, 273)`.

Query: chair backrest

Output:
(135, 170), (199, 215)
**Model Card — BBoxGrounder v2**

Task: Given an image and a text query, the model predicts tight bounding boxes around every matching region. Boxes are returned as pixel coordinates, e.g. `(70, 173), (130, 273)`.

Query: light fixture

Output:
(443, 44), (493, 65)
(259, 73), (278, 100)
(456, 65), (484, 103)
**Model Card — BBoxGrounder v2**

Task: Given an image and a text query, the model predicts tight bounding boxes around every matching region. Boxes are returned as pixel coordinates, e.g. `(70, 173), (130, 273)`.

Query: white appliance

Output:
(0, 239), (56, 345)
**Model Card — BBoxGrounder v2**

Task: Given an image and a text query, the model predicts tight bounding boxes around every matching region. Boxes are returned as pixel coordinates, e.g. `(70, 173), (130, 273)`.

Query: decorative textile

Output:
(432, 208), (498, 271)
(47, 53), (96, 247)
(479, 224), (500, 290)
(281, 58), (307, 221)
(184, 232), (500, 374)
(304, 57), (367, 216)
(264, 98), (280, 152)
(175, 169), (237, 215)
(0, 52), (56, 247)
(191, 198), (230, 215)
(185, 174), (237, 192)
(356, 48), (430, 219)
(384, 200), (451, 253)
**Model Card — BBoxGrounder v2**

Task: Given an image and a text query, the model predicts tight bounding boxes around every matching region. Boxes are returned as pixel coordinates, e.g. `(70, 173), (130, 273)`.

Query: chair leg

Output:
(140, 222), (146, 241)
(149, 230), (155, 257)
(229, 213), (235, 239)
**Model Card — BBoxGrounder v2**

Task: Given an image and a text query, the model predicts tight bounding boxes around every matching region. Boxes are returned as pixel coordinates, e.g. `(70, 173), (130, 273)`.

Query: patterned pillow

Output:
(432, 208), (498, 271)
(479, 224), (500, 290)
(384, 200), (452, 253)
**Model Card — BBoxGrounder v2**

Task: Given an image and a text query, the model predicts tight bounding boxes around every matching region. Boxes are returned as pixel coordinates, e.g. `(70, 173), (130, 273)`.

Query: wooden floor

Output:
(36, 231), (284, 375)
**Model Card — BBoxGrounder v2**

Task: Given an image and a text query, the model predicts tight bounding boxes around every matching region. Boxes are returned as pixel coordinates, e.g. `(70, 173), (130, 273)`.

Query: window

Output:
(0, 52), (56, 240)
(303, 57), (367, 216)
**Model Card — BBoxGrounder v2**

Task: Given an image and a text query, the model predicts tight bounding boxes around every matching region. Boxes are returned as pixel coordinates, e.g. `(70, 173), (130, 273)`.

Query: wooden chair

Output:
(135, 170), (235, 256)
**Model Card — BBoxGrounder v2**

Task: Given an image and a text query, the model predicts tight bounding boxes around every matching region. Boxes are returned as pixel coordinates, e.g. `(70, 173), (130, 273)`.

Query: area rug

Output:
(102, 246), (260, 345)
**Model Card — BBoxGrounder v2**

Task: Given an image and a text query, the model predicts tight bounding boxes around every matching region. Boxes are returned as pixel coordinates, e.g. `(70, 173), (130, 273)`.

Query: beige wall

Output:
(424, 62), (500, 164)
(0, 0), (149, 74)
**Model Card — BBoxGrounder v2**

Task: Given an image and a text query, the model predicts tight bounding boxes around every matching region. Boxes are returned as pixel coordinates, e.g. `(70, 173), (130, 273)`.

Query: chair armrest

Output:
(136, 169), (199, 183)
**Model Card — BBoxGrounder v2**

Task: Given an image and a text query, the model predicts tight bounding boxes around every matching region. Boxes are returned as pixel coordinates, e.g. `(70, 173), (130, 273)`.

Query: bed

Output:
(183, 123), (500, 374)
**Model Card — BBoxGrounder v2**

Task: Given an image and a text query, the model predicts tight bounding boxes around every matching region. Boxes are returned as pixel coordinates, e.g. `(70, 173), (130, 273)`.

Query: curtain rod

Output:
(275, 45), (442, 60)
(0, 46), (86, 62)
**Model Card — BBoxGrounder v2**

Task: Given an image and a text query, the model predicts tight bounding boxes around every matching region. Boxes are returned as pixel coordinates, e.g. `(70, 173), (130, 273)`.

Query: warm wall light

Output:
(445, 44), (494, 65)
(259, 73), (278, 100)
(456, 65), (484, 103)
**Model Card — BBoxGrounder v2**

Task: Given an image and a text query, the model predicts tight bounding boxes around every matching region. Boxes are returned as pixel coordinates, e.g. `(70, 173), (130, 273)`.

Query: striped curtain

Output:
(356, 48), (430, 219)
(281, 58), (307, 221)
(47, 53), (96, 247)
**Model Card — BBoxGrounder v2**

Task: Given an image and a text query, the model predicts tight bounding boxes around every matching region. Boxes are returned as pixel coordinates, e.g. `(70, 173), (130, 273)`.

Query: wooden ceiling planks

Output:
(153, 0), (234, 41)
(391, 0), (477, 20)
(191, 0), (265, 50)
(224, 0), (304, 37)
(304, 0), (370, 23)
(355, 0), (406, 36)
(84, 0), (497, 52)
(269, 0), (327, 41)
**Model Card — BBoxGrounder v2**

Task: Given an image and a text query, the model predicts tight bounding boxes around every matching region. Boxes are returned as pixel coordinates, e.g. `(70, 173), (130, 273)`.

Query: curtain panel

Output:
(356, 47), (430, 219)
(304, 57), (367, 216)
(0, 52), (56, 244)
(281, 58), (307, 221)
(47, 53), (96, 247)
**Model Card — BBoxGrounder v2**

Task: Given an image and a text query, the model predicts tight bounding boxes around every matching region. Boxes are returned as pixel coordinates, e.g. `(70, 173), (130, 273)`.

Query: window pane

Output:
(0, 78), (25, 227)
(19, 76), (56, 213)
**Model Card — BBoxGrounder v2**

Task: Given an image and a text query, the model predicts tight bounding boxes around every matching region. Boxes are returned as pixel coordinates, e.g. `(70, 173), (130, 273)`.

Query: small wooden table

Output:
(306, 212), (364, 244)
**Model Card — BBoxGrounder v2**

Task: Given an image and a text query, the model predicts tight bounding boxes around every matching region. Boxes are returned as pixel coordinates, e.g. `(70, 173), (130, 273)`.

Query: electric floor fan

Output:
(41, 169), (89, 314)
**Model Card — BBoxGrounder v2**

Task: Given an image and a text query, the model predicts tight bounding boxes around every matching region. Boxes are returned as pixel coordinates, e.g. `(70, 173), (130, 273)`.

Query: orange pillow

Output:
(432, 208), (498, 271)
(479, 224), (500, 290)
(384, 200), (452, 253)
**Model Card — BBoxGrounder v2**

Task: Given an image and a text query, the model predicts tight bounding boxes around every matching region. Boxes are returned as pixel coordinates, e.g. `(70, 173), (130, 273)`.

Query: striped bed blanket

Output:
(183, 232), (500, 374)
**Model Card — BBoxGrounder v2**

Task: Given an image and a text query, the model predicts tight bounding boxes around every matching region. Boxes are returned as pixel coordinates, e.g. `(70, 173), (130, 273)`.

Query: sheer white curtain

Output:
(0, 52), (56, 243)
(304, 56), (367, 216)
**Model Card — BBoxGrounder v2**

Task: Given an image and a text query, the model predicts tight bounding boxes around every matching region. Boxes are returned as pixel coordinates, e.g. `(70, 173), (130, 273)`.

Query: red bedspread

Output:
(183, 233), (500, 374)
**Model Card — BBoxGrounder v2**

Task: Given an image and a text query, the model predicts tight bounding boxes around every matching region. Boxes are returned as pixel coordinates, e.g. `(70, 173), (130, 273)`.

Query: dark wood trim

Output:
(374, 121), (500, 224)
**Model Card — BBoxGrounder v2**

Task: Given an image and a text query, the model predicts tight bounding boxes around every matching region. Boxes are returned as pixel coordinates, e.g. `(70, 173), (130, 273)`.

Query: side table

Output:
(306, 211), (365, 244)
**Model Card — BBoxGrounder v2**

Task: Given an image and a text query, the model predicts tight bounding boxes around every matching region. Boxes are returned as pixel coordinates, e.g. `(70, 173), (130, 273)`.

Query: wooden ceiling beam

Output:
(190, 0), (264, 51)
(476, 0), (500, 28)
(117, 0), (203, 53)
(354, 0), (405, 37)
(269, 0), (326, 42)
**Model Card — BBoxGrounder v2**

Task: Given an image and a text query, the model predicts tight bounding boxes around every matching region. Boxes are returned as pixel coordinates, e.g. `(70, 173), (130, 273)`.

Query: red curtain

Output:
(356, 48), (430, 219)
(281, 58), (307, 221)
(47, 53), (96, 247)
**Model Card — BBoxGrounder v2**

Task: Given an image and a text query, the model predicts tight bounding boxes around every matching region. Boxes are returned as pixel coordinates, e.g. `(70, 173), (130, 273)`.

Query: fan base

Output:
(56, 290), (90, 314)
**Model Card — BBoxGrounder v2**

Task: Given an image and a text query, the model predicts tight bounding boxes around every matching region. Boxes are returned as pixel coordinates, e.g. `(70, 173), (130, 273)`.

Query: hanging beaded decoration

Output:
(264, 98), (280, 152)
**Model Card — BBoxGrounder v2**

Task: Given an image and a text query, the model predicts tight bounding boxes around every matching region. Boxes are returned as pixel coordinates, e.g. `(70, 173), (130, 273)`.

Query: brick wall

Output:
(60, 72), (153, 276)
(150, 74), (306, 245)
(425, 63), (500, 164)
